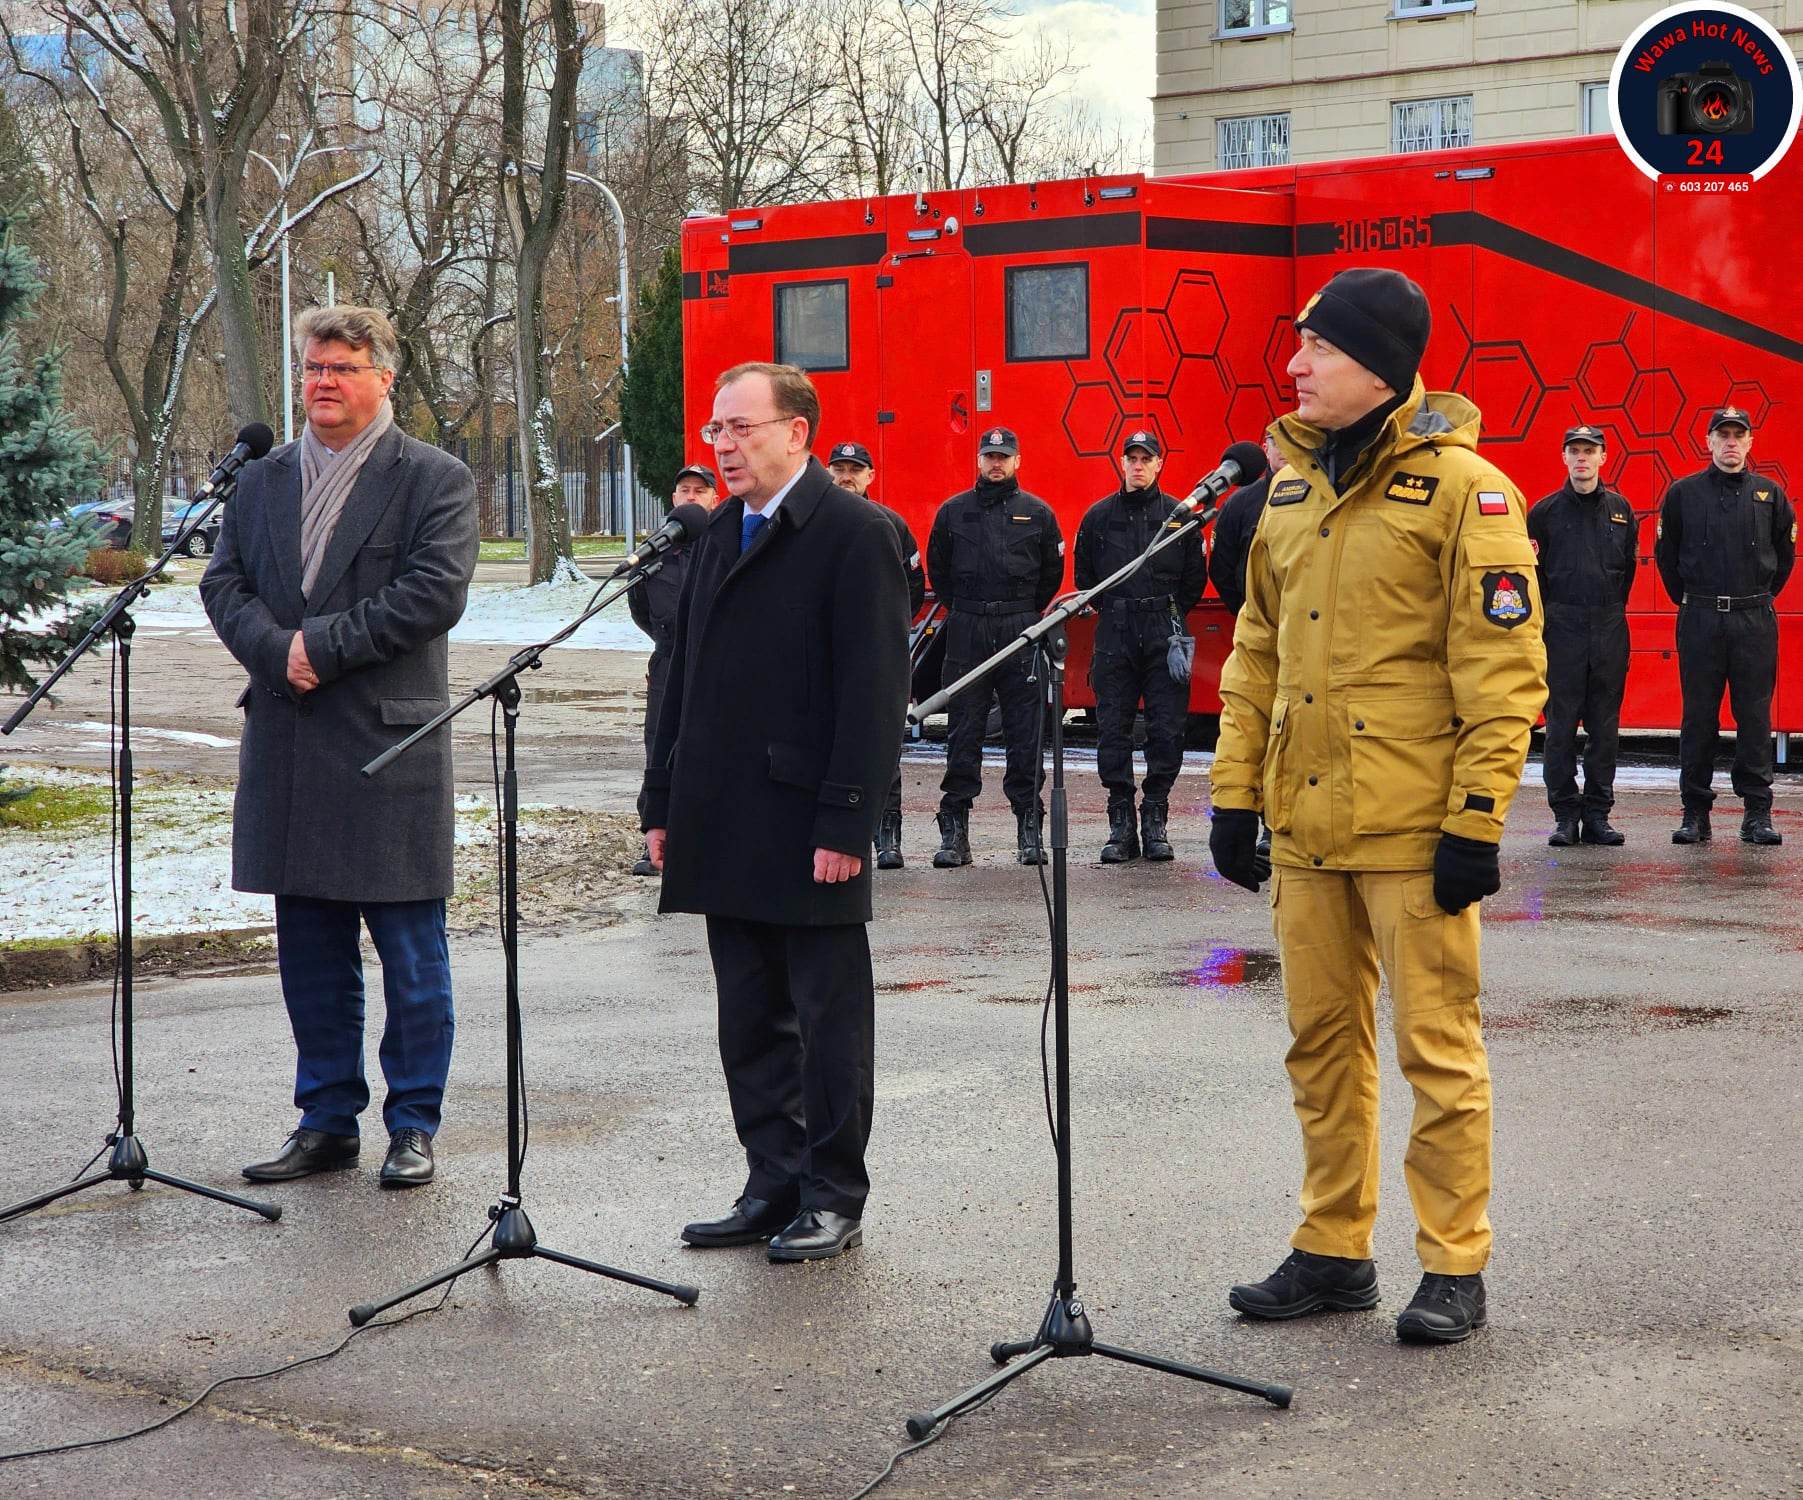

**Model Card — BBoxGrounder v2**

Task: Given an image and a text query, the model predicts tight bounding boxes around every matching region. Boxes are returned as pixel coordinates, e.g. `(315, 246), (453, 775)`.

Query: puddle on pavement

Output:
(526, 686), (636, 708)
(877, 977), (951, 994)
(1488, 997), (1734, 1034)
(1175, 947), (1284, 989)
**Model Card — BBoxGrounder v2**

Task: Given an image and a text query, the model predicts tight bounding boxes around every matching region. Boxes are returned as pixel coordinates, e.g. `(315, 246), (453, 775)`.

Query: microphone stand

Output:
(347, 560), (699, 1326)
(1, 487), (280, 1225)
(901, 500), (1291, 1438)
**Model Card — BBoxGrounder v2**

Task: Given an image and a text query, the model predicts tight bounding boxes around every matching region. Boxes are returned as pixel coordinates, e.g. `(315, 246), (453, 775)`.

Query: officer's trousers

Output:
(1677, 602), (1778, 814)
(1541, 604), (1629, 818)
(938, 610), (1045, 815)
(1269, 866), (1491, 1275)
(1091, 630), (1188, 804)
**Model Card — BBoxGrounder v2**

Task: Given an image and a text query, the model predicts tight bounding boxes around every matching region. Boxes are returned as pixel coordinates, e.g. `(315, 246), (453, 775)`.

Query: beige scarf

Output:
(300, 399), (395, 598)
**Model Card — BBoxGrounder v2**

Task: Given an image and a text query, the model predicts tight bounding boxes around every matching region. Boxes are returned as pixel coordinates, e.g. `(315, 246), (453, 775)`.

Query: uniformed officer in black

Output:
(926, 426), (1065, 866)
(1207, 434), (1286, 615)
(1073, 429), (1206, 861)
(827, 439), (926, 870)
(628, 462), (718, 875)
(1527, 424), (1637, 847)
(1655, 406), (1795, 845)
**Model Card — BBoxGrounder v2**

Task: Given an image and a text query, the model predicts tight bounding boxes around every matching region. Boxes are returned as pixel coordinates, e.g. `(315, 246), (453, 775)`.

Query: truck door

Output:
(875, 243), (975, 539)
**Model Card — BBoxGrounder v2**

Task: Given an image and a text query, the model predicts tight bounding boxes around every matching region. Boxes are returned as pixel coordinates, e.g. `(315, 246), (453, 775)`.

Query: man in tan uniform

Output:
(1208, 269), (1546, 1344)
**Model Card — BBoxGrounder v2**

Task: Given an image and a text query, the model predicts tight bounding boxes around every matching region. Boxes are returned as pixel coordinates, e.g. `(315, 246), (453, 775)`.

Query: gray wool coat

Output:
(200, 426), (478, 903)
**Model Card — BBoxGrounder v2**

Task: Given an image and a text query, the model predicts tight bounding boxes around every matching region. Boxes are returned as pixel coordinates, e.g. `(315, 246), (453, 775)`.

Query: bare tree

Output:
(821, 0), (925, 196)
(887, 0), (1004, 190)
(972, 27), (1078, 184)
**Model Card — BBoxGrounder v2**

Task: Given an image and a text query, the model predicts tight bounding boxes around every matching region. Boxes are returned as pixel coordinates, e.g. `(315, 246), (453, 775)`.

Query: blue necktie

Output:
(740, 510), (769, 554)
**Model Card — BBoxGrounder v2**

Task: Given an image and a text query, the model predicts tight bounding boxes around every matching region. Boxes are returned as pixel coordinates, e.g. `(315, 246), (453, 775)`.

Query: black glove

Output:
(1433, 833), (1500, 914)
(1209, 807), (1267, 892)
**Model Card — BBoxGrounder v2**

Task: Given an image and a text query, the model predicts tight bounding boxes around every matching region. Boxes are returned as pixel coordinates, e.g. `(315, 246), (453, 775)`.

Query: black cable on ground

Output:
(0, 1224), (490, 1465)
(843, 1387), (1002, 1500)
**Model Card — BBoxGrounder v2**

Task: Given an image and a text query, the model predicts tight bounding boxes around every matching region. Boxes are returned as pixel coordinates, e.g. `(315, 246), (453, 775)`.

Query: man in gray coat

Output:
(201, 305), (478, 1189)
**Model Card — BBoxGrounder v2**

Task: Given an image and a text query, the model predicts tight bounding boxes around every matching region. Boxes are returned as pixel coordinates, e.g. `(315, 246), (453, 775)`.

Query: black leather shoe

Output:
(681, 1194), (798, 1248)
(379, 1128), (435, 1188)
(1580, 814), (1625, 846)
(1016, 806), (1047, 866)
(631, 844), (658, 877)
(1100, 798), (1139, 863)
(1548, 816), (1579, 847)
(767, 1209), (862, 1262)
(875, 811), (905, 870)
(1672, 810), (1711, 845)
(1396, 1272), (1487, 1344)
(1140, 800), (1174, 862)
(1742, 813), (1782, 845)
(932, 809), (971, 868)
(1228, 1248), (1379, 1320)
(242, 1128), (359, 1182)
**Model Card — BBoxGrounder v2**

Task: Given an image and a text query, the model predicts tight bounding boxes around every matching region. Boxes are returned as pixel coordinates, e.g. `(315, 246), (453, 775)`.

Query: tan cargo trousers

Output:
(1270, 866), (1492, 1275)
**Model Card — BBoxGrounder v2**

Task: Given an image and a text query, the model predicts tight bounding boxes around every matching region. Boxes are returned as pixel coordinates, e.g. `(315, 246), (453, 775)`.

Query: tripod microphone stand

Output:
(902, 499), (1291, 1438)
(348, 562), (699, 1326)
(2, 477), (280, 1226)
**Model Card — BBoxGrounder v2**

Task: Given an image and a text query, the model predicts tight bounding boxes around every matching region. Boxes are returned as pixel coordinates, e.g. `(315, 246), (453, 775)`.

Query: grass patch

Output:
(478, 537), (627, 561)
(0, 780), (112, 832)
(0, 932), (110, 953)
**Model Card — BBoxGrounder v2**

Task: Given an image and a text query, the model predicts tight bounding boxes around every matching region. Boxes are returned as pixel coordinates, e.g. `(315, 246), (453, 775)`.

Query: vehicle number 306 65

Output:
(1332, 214), (1433, 251)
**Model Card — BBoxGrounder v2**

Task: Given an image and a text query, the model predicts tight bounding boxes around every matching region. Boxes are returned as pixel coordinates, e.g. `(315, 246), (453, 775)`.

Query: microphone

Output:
(190, 422), (276, 503)
(1172, 441), (1270, 519)
(610, 502), (712, 576)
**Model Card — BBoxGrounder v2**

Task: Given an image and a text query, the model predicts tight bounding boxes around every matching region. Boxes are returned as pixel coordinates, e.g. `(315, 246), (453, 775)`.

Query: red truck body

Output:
(680, 135), (1801, 730)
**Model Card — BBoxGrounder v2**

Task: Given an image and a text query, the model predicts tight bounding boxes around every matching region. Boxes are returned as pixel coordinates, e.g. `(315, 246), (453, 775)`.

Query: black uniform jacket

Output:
(1527, 482), (1637, 608)
(641, 459), (910, 926)
(626, 539), (690, 655)
(870, 498), (927, 617)
(1073, 483), (1207, 642)
(1655, 465), (1796, 603)
(925, 477), (1064, 617)
(1206, 474), (1271, 615)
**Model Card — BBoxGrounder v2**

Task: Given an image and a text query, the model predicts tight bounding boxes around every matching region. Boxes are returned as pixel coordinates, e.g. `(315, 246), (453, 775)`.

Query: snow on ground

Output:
(126, 580), (652, 652)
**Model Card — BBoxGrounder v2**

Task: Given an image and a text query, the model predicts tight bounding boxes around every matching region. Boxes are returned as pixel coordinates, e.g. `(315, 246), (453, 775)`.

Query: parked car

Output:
(161, 499), (224, 557)
(57, 499), (134, 549)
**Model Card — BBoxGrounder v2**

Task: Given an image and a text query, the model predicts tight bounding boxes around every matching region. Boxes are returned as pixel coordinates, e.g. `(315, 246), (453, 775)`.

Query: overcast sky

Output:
(1023, 0), (1157, 150)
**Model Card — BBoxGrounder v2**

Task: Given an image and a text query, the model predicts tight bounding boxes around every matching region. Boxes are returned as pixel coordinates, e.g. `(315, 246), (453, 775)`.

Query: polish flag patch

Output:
(1476, 491), (1510, 516)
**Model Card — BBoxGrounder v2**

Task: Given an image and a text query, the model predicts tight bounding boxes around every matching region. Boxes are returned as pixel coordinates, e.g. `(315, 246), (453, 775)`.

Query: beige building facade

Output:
(1154, 0), (1803, 175)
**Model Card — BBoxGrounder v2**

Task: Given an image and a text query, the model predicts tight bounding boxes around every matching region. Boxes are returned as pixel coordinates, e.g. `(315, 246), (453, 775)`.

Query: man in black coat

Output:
(1655, 405), (1795, 846)
(628, 463), (719, 876)
(201, 305), (477, 1190)
(643, 363), (909, 1262)
(925, 427), (1065, 867)
(1207, 434), (1285, 615)
(1073, 429), (1206, 862)
(1527, 424), (1637, 847)
(826, 438), (925, 870)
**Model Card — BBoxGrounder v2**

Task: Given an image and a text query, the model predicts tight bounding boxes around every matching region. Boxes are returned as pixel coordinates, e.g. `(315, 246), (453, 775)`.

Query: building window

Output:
(1218, 113), (1291, 170)
(1005, 263), (1089, 362)
(1581, 81), (1610, 134)
(1393, 0), (1476, 14)
(1392, 95), (1473, 153)
(1220, 0), (1292, 35)
(773, 280), (848, 372)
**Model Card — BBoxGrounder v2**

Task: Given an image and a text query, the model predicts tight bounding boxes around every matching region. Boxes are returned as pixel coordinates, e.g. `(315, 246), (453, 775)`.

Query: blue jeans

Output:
(273, 895), (455, 1138)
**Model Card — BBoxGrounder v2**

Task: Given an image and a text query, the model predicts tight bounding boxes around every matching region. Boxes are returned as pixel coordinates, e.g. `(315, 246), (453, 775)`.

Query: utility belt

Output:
(947, 597), (1036, 616)
(1099, 594), (1176, 613)
(1682, 592), (1771, 612)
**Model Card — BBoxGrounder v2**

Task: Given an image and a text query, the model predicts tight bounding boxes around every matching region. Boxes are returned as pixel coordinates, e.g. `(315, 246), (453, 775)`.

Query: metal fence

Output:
(99, 432), (665, 540)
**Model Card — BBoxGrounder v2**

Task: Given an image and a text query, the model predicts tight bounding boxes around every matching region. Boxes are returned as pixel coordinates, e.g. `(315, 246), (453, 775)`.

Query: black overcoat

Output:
(641, 459), (910, 926)
(200, 427), (479, 903)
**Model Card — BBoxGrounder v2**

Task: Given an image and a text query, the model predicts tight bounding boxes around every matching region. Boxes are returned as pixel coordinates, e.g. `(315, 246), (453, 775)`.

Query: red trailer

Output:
(680, 135), (1802, 737)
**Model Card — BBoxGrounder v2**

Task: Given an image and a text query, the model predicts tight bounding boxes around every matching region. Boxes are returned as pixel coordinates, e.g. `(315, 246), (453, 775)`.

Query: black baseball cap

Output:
(978, 426), (1019, 456)
(828, 440), (873, 468)
(1709, 406), (1753, 433)
(1562, 424), (1606, 447)
(1120, 428), (1162, 458)
(673, 463), (718, 488)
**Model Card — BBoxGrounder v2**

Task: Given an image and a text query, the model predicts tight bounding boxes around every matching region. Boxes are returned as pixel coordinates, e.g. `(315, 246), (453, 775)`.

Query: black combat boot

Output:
(1016, 805), (1046, 866)
(1099, 797), (1139, 863)
(1672, 809), (1711, 845)
(1548, 815), (1580, 847)
(875, 810), (905, 869)
(1580, 812), (1625, 845)
(932, 808), (971, 868)
(1140, 800), (1174, 862)
(1741, 810), (1782, 846)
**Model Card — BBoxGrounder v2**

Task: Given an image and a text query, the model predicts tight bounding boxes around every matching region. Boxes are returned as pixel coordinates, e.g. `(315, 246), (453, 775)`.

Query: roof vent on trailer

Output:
(1453, 167), (1493, 180)
(1099, 185), (1137, 200)
(730, 217), (763, 230)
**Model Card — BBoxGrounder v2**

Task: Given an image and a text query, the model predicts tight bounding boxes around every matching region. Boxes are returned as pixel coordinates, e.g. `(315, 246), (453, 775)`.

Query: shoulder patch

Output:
(1268, 478), (1311, 506)
(1385, 472), (1439, 506)
(1476, 491), (1510, 517)
(1481, 571), (1533, 630)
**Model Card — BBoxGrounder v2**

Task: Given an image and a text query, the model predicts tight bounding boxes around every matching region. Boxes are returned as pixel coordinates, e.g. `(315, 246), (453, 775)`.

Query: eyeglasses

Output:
(302, 361), (381, 380)
(700, 416), (791, 444)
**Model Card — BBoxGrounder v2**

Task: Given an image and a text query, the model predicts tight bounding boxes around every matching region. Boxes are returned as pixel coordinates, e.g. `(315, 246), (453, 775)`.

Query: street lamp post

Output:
(525, 160), (635, 551)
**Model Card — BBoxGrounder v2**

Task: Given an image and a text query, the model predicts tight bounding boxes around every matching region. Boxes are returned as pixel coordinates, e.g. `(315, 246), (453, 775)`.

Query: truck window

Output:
(773, 280), (849, 371)
(1005, 263), (1089, 362)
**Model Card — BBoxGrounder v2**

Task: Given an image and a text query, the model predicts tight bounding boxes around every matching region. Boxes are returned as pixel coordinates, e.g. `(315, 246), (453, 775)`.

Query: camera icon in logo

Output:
(1655, 60), (1756, 134)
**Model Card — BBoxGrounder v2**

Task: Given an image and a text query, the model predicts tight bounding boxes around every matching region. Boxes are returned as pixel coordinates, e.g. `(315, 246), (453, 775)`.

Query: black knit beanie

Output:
(1295, 268), (1431, 397)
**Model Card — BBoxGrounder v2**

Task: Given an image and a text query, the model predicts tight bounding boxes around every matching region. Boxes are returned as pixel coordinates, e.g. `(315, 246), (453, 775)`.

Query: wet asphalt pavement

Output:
(4, 628), (1803, 1497)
